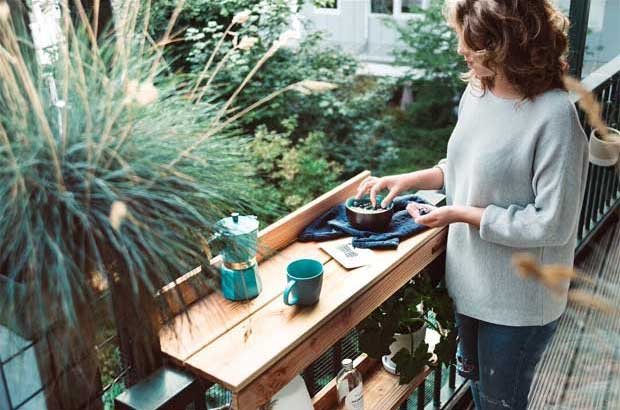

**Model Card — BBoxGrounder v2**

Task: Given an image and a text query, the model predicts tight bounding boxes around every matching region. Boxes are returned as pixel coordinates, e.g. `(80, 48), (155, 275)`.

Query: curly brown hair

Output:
(445, 0), (570, 100)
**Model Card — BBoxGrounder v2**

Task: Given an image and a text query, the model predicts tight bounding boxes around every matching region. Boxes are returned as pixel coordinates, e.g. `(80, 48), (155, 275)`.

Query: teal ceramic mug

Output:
(284, 259), (324, 306)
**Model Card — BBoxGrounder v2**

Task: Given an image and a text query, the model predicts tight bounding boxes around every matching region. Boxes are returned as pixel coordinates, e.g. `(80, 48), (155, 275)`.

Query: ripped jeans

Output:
(455, 314), (558, 410)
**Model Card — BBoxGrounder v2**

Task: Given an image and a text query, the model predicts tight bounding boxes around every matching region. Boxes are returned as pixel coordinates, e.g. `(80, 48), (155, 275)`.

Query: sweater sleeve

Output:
(479, 101), (589, 248)
(433, 158), (448, 193)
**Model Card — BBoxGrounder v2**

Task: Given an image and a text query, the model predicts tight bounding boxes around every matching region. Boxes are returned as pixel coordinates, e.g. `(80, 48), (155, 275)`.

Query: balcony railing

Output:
(575, 56), (620, 256)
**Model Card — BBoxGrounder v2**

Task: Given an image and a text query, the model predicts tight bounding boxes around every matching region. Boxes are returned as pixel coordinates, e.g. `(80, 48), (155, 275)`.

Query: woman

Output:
(356, 1), (589, 409)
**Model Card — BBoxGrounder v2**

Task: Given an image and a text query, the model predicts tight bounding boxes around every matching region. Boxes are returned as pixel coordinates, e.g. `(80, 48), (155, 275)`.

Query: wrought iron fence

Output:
(575, 56), (620, 256)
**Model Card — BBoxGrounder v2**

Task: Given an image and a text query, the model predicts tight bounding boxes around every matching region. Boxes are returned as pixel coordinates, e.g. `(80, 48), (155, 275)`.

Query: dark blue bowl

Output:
(345, 195), (394, 232)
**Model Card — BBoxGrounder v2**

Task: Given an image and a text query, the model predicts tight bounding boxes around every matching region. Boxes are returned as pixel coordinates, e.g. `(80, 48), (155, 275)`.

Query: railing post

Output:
(302, 364), (317, 397)
(417, 380), (426, 410)
(568, 0), (591, 78)
(433, 366), (442, 407)
(334, 339), (343, 375)
(449, 365), (456, 389)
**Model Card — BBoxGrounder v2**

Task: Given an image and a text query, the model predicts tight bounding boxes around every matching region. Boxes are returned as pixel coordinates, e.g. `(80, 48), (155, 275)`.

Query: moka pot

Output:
(212, 212), (262, 301)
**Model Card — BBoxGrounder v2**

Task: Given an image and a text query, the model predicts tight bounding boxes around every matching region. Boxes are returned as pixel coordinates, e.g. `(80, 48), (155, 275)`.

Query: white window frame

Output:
(369, 0), (429, 19)
(396, 0), (430, 19)
(313, 0), (341, 15)
(369, 0), (395, 17)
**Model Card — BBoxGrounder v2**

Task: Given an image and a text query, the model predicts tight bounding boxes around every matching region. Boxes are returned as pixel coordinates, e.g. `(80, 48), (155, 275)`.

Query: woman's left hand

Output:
(407, 204), (485, 228)
(406, 203), (461, 228)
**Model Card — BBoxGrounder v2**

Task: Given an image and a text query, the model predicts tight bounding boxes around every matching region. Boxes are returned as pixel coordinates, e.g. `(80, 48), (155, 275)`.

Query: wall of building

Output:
(299, 0), (423, 63)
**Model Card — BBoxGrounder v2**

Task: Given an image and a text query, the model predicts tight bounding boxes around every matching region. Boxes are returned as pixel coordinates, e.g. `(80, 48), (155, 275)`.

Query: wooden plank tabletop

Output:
(159, 240), (332, 361)
(160, 171), (371, 361)
(185, 227), (444, 392)
(158, 171), (447, 409)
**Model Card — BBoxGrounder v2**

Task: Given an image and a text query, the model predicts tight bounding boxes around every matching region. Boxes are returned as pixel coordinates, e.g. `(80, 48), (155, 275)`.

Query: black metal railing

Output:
(575, 56), (620, 256)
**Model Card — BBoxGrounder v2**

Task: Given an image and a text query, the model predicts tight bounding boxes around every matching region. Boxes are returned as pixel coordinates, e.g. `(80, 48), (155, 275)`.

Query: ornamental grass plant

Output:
(0, 0), (334, 379)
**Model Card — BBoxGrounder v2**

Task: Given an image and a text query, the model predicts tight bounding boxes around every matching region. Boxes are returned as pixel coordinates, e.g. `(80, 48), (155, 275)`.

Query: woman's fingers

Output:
(369, 181), (385, 207)
(407, 203), (436, 218)
(406, 203), (421, 218)
(355, 176), (378, 199)
(380, 188), (399, 208)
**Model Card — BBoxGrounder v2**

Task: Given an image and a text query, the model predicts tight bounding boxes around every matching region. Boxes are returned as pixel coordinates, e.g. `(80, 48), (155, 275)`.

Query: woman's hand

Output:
(355, 175), (405, 208)
(407, 203), (455, 227)
(407, 204), (485, 228)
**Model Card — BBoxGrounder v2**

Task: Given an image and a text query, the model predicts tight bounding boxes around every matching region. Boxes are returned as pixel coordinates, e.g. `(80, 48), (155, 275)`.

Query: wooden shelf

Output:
(312, 354), (432, 410)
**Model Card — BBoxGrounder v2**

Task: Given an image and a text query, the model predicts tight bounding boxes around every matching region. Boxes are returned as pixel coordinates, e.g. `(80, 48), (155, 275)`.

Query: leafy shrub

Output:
(378, 0), (467, 175)
(149, 0), (298, 72)
(150, 1), (400, 180)
(246, 117), (344, 220)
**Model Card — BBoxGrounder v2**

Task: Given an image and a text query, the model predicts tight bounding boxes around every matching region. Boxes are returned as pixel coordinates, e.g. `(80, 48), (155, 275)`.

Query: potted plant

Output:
(358, 273), (457, 384)
(0, 2), (336, 408)
(589, 127), (620, 167)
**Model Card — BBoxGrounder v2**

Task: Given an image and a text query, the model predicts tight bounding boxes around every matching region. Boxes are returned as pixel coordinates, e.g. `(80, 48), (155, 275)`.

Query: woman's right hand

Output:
(355, 175), (405, 208)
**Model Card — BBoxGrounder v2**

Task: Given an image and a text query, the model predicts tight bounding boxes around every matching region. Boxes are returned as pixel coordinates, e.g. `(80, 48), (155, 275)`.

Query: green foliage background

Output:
(148, 0), (406, 223)
(147, 0), (467, 220)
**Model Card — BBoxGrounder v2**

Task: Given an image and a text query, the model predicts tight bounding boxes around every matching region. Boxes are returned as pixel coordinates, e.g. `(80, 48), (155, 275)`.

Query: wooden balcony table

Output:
(157, 171), (448, 410)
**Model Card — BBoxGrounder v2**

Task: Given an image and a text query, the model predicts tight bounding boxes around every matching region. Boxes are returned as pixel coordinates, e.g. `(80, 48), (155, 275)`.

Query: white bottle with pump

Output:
(336, 358), (364, 410)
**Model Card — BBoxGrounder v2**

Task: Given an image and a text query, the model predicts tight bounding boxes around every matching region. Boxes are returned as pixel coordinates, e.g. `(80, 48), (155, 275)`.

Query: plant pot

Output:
(589, 127), (620, 167)
(382, 323), (427, 375)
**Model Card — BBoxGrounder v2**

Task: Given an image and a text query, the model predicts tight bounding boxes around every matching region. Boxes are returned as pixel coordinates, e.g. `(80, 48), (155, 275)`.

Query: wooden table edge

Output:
(192, 226), (446, 392)
(225, 227), (448, 409)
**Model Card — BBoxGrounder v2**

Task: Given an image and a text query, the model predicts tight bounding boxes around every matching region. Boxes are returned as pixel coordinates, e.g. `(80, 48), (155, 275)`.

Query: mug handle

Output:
(283, 280), (298, 306)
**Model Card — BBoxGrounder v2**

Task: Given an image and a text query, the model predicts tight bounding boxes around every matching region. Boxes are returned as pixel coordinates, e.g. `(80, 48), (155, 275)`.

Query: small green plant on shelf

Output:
(358, 272), (457, 384)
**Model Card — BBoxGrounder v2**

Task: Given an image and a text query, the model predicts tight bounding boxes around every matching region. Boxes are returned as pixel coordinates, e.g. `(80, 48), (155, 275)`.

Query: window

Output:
(554, 0), (571, 14)
(401, 0), (426, 13)
(371, 0), (394, 14)
(314, 0), (338, 9)
(582, 0), (620, 77)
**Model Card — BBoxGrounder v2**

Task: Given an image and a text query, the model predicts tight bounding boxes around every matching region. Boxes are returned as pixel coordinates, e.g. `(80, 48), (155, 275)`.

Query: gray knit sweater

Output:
(434, 85), (589, 326)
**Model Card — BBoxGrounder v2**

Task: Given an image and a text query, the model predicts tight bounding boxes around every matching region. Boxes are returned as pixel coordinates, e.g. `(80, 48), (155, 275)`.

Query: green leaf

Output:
(393, 343), (432, 385)
(358, 315), (398, 359)
(434, 330), (458, 367)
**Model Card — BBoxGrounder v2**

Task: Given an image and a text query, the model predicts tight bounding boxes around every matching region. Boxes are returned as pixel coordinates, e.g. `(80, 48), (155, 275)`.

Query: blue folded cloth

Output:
(298, 194), (431, 249)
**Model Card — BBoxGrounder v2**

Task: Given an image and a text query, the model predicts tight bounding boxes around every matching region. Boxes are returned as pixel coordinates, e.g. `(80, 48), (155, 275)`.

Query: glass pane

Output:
(582, 0), (620, 77)
(371, 0), (394, 14)
(314, 0), (338, 8)
(402, 0), (425, 13)
(554, 0), (571, 14)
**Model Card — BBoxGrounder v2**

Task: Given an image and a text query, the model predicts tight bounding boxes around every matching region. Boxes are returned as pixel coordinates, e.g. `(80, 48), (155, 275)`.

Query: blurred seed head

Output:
(237, 36), (258, 51)
(109, 201), (128, 231)
(125, 80), (159, 107)
(292, 80), (338, 95)
(512, 252), (580, 294)
(232, 10), (251, 25)
(276, 30), (299, 48)
(568, 289), (618, 315)
(0, 1), (10, 22)
(563, 76), (620, 144)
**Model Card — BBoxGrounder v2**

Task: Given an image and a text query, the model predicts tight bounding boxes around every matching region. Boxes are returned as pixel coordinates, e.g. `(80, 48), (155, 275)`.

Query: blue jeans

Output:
(455, 313), (559, 410)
